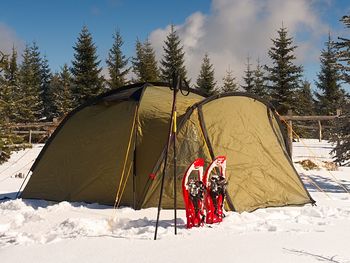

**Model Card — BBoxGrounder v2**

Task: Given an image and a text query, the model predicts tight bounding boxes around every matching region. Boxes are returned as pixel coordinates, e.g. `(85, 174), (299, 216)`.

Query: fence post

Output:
(336, 109), (341, 116)
(318, 120), (322, 142)
(29, 130), (32, 144)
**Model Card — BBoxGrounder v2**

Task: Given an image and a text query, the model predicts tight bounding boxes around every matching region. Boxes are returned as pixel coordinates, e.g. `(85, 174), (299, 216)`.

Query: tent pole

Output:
(154, 73), (179, 240)
(132, 106), (138, 210)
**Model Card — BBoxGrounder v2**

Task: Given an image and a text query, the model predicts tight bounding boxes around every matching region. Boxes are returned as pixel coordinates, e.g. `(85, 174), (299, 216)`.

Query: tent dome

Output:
(21, 83), (314, 212)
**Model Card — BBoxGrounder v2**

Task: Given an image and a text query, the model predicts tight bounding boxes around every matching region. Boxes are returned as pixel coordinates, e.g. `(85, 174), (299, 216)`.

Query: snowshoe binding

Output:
(182, 158), (206, 229)
(203, 156), (228, 224)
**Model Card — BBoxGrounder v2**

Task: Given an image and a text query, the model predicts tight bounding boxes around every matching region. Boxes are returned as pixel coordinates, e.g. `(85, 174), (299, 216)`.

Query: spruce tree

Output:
(4, 46), (19, 86)
(40, 55), (53, 120)
(241, 56), (254, 93)
(330, 14), (350, 165)
(1, 47), (19, 121)
(220, 68), (238, 93)
(160, 25), (187, 83)
(29, 42), (43, 91)
(330, 99), (350, 165)
(17, 44), (42, 122)
(315, 33), (345, 115)
(0, 53), (6, 129)
(132, 38), (159, 82)
(132, 39), (144, 82)
(59, 64), (74, 114)
(0, 51), (15, 163)
(106, 30), (129, 89)
(265, 26), (303, 114)
(50, 65), (74, 117)
(0, 50), (10, 116)
(293, 80), (316, 138)
(30, 42), (46, 119)
(196, 53), (216, 95)
(296, 80), (315, 115)
(252, 58), (268, 99)
(71, 26), (104, 106)
(336, 15), (350, 84)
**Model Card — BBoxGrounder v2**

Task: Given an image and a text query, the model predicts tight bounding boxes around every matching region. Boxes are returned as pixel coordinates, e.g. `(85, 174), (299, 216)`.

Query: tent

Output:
(21, 83), (315, 212)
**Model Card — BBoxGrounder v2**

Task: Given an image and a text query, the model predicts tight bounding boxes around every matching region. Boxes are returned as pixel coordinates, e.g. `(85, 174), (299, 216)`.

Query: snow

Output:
(1, 140), (350, 263)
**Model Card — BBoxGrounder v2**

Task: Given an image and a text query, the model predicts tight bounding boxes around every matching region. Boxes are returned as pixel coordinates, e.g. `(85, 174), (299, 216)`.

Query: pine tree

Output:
(296, 80), (315, 115)
(160, 25), (187, 83)
(106, 30), (129, 89)
(0, 50), (6, 71)
(196, 53), (216, 95)
(132, 40), (144, 82)
(336, 15), (350, 84)
(17, 44), (42, 122)
(315, 33), (345, 115)
(4, 46), (19, 86)
(0, 50), (10, 118)
(40, 55), (53, 120)
(132, 38), (160, 82)
(252, 58), (268, 99)
(59, 64), (74, 114)
(330, 14), (350, 165)
(30, 42), (45, 119)
(1, 47), (19, 121)
(241, 56), (254, 93)
(71, 26), (104, 106)
(293, 80), (317, 138)
(265, 26), (303, 114)
(50, 64), (74, 117)
(0, 50), (15, 163)
(29, 42), (43, 91)
(330, 99), (350, 165)
(221, 68), (238, 93)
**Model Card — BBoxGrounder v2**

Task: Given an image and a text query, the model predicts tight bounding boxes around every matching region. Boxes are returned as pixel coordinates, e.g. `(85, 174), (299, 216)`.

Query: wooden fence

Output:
(280, 109), (341, 156)
(8, 111), (340, 157)
(10, 119), (61, 144)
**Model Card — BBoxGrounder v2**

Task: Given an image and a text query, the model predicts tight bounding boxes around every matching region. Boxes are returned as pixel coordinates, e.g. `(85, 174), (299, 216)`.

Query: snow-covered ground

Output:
(0, 140), (349, 263)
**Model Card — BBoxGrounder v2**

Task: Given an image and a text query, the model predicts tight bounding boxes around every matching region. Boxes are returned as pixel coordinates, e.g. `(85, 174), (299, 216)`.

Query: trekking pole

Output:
(154, 72), (179, 240)
(173, 76), (180, 236)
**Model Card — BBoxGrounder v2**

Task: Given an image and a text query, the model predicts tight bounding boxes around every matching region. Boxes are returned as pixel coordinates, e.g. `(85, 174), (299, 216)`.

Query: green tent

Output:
(21, 83), (314, 212)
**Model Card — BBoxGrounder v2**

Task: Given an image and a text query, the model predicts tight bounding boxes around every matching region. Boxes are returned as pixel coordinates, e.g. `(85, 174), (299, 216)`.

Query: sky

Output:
(1, 0), (350, 91)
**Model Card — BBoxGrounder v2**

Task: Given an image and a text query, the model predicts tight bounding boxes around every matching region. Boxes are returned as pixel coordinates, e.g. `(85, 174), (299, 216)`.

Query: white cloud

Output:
(0, 23), (25, 57)
(149, 0), (328, 86)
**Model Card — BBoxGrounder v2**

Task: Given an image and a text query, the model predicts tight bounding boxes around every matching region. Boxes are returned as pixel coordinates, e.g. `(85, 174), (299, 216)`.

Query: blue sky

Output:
(1, 0), (210, 70)
(1, 0), (350, 91)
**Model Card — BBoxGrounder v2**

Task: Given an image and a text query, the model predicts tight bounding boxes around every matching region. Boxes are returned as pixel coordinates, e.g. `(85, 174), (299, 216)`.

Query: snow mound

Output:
(1, 198), (350, 249)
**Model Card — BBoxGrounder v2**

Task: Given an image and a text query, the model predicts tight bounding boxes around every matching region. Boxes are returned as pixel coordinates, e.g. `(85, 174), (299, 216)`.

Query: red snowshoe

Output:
(182, 158), (206, 229)
(203, 156), (227, 224)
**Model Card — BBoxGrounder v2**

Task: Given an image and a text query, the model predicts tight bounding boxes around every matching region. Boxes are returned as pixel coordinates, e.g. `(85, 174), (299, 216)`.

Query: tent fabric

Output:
(22, 101), (138, 204)
(200, 96), (311, 212)
(21, 83), (314, 212)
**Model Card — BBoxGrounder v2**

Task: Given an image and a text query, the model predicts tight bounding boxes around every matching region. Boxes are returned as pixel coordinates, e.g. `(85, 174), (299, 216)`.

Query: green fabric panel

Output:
(142, 109), (212, 208)
(270, 112), (289, 154)
(135, 86), (203, 207)
(22, 101), (137, 205)
(201, 97), (311, 212)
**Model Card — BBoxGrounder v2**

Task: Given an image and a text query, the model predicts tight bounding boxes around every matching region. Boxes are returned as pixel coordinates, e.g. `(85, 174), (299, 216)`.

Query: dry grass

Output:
(323, 161), (338, 171)
(296, 159), (320, 170)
